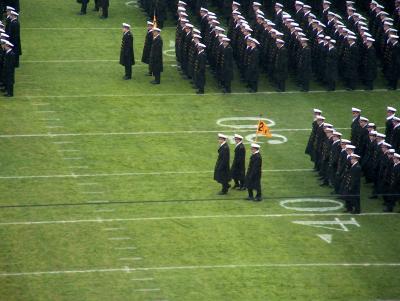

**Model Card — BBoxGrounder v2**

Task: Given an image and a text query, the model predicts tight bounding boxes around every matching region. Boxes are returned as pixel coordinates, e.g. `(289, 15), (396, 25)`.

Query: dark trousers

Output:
(345, 195), (360, 213)
(5, 82), (13, 96)
(223, 80), (231, 93)
(233, 178), (245, 188)
(277, 80), (285, 92)
(154, 71), (161, 83)
(327, 80), (335, 91)
(388, 79), (398, 90)
(248, 188), (261, 198)
(300, 79), (309, 92)
(15, 55), (19, 68)
(81, 0), (88, 13)
(345, 78), (356, 90)
(248, 80), (258, 92)
(221, 182), (230, 193)
(364, 80), (373, 90)
(124, 65), (132, 78)
(94, 0), (100, 10)
(101, 6), (108, 17)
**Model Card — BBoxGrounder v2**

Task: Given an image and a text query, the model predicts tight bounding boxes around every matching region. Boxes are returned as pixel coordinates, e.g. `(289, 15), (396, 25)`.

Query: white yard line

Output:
(0, 127), (377, 139)
(0, 169), (313, 180)
(21, 59), (176, 63)
(119, 258), (142, 261)
(0, 212), (393, 226)
(134, 288), (160, 292)
(53, 141), (74, 144)
(23, 26), (176, 30)
(108, 237), (131, 241)
(10, 89), (390, 100)
(1, 262), (399, 277)
(36, 111), (56, 113)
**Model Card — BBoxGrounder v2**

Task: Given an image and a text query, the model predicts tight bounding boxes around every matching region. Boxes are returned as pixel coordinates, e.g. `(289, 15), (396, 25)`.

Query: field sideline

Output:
(0, 0), (400, 300)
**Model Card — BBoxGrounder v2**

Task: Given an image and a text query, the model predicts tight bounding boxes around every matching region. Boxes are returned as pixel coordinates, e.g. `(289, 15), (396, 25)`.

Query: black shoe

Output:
(239, 187), (247, 191)
(343, 209), (351, 213)
(92, 8), (99, 11)
(150, 80), (160, 84)
(383, 207), (393, 212)
(146, 73), (152, 76)
(78, 12), (86, 15)
(351, 210), (360, 214)
(123, 76), (131, 80)
(320, 182), (328, 186)
(245, 196), (254, 201)
(196, 90), (204, 94)
(254, 197), (262, 202)
(100, 16), (107, 19)
(218, 191), (227, 195)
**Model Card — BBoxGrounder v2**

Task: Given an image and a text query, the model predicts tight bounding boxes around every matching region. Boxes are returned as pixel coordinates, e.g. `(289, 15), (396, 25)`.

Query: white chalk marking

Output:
(82, 191), (104, 194)
(23, 26), (176, 30)
(0, 169), (313, 180)
(95, 209), (114, 213)
(1, 262), (399, 277)
(8, 89), (391, 100)
(0, 127), (356, 139)
(36, 111), (56, 113)
(0, 213), (392, 227)
(77, 182), (98, 186)
(52, 141), (74, 144)
(135, 288), (160, 292)
(131, 278), (154, 281)
(102, 228), (124, 231)
(293, 218), (361, 232)
(317, 234), (332, 244)
(119, 257), (142, 261)
(40, 118), (60, 121)
(280, 199), (344, 212)
(108, 237), (131, 241)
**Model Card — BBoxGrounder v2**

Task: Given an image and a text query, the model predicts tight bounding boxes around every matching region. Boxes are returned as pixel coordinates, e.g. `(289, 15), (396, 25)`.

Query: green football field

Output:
(1, 1), (400, 300)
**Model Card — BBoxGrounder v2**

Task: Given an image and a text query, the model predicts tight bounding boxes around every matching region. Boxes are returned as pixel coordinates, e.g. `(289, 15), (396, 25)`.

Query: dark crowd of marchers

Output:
(0, 1), (20, 97)
(306, 107), (400, 214)
(133, 0), (400, 93)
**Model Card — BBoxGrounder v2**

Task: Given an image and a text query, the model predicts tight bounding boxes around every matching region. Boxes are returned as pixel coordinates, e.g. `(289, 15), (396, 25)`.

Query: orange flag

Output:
(256, 120), (272, 138)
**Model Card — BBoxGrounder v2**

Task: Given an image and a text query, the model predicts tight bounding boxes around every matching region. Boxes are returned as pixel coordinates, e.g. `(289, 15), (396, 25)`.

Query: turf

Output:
(0, 0), (400, 300)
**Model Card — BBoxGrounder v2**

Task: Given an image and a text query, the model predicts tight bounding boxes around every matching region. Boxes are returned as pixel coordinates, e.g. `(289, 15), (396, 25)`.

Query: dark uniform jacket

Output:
(141, 29), (153, 64)
(2, 49), (15, 85)
(274, 45), (288, 81)
(246, 151), (262, 190)
(231, 142), (246, 180)
(149, 34), (163, 74)
(119, 31), (135, 66)
(214, 143), (231, 184)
